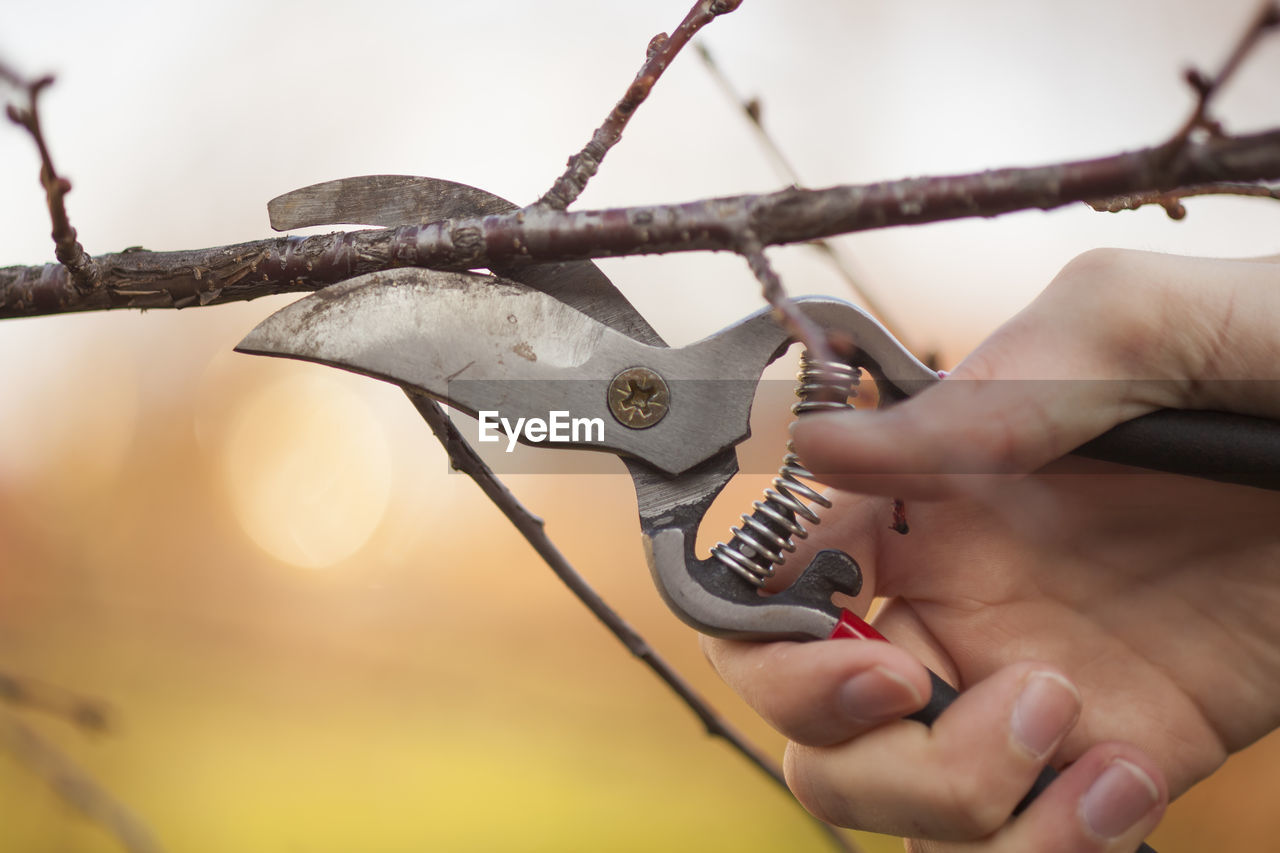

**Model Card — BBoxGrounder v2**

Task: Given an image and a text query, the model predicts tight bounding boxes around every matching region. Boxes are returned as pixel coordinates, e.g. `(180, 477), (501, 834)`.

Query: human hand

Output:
(703, 249), (1280, 852)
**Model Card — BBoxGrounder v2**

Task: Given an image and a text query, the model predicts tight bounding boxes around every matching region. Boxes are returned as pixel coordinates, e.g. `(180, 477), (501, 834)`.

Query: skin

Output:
(702, 249), (1280, 852)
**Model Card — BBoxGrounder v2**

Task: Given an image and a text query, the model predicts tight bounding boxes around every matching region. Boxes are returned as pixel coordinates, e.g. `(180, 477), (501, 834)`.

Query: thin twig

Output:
(694, 43), (917, 352)
(1085, 3), (1280, 216)
(0, 672), (112, 733)
(1165, 1), (1280, 156)
(406, 391), (858, 853)
(1088, 181), (1280, 218)
(2, 61), (99, 292)
(537, 0), (743, 210)
(0, 709), (164, 853)
(694, 43), (800, 188)
(740, 239), (906, 533)
(739, 234), (837, 369)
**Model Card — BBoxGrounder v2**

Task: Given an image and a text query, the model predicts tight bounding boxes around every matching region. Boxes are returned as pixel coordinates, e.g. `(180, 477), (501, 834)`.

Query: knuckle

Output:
(936, 768), (1014, 839)
(1053, 249), (1177, 377)
(782, 743), (842, 826)
(1056, 246), (1133, 283)
(1052, 247), (1144, 305)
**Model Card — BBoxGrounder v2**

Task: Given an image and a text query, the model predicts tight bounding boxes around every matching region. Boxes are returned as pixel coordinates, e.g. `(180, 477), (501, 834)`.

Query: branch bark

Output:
(538, 0), (742, 211)
(2, 62), (100, 292)
(1088, 181), (1280, 218)
(5, 127), (1280, 320)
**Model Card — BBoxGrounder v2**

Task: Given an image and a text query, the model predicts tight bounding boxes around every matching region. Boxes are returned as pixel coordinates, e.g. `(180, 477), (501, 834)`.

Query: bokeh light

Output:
(219, 369), (392, 570)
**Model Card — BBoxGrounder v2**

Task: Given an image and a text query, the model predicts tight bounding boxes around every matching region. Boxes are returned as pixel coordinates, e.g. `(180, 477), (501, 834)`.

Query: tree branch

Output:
(0, 672), (112, 733)
(0, 708), (164, 853)
(2, 61), (100, 292)
(5, 126), (1280, 321)
(1086, 1), (1280, 215)
(538, 0), (742, 210)
(1088, 180), (1280, 218)
(738, 234), (839, 370)
(406, 391), (857, 853)
(1165, 1), (1280, 156)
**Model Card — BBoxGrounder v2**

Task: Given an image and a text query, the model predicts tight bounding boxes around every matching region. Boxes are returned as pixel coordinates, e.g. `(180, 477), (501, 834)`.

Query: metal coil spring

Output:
(711, 354), (860, 587)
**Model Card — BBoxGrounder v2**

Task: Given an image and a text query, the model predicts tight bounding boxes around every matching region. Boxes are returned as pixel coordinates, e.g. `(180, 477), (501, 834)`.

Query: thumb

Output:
(794, 260), (1173, 499)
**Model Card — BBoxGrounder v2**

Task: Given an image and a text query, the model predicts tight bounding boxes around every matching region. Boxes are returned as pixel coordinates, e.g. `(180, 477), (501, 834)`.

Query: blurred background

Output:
(2, 1), (1279, 850)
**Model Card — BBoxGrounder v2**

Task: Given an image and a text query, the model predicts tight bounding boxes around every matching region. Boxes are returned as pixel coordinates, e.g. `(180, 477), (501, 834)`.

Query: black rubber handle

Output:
(905, 669), (1158, 853)
(1075, 408), (1280, 491)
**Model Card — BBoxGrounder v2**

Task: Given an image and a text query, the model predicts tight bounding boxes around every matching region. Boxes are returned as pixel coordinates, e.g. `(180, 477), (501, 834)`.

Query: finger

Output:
(796, 249), (1280, 500)
(908, 744), (1166, 853)
(701, 634), (932, 746)
(784, 662), (1084, 840)
(793, 250), (1177, 500)
(793, 343), (1146, 502)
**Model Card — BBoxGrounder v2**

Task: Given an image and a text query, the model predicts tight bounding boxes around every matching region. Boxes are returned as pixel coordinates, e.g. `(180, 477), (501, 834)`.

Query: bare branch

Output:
(1088, 181), (1280, 219)
(3, 62), (100, 292)
(538, 0), (742, 210)
(739, 234), (837, 368)
(0, 709), (164, 853)
(1165, 2), (1280, 156)
(0, 672), (112, 733)
(695, 42), (800, 188)
(1074, 5), (1280, 220)
(406, 391), (857, 853)
(695, 42), (918, 356)
(5, 126), (1280, 321)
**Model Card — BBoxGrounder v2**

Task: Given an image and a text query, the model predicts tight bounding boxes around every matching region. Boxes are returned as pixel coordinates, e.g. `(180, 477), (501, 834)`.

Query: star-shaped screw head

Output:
(608, 367), (670, 428)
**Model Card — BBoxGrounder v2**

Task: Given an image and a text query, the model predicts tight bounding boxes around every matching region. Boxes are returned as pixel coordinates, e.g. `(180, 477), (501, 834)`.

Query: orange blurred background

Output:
(3, 2), (1280, 851)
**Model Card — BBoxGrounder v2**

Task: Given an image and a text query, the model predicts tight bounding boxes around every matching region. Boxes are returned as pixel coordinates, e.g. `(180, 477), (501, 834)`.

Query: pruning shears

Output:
(236, 175), (1279, 847)
(239, 175), (942, 643)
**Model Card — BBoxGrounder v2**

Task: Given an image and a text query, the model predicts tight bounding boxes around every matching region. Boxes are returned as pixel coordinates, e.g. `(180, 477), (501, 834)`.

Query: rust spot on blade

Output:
(511, 342), (537, 362)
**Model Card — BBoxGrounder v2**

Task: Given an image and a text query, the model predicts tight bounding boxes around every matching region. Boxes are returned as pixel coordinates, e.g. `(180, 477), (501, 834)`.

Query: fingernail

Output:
(839, 665), (924, 724)
(1080, 759), (1160, 840)
(1010, 671), (1080, 758)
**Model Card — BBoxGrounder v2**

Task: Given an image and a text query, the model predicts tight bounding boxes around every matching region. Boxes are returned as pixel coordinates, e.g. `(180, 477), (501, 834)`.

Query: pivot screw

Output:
(608, 367), (670, 429)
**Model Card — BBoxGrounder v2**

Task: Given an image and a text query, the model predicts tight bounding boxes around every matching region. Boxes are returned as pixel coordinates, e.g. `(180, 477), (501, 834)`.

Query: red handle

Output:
(828, 608), (888, 641)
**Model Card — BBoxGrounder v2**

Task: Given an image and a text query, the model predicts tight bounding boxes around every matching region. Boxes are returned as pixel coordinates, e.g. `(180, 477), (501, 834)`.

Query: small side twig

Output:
(1088, 181), (1280, 219)
(738, 234), (838, 371)
(406, 390), (857, 853)
(537, 0), (743, 210)
(1165, 1), (1280, 155)
(694, 43), (917, 353)
(740, 240), (907, 537)
(2, 61), (100, 292)
(0, 708), (164, 853)
(0, 671), (112, 733)
(693, 42), (800, 189)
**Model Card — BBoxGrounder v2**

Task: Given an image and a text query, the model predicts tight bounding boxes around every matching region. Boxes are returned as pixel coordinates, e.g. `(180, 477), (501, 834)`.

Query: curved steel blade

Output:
(235, 267), (801, 475)
(267, 175), (666, 347)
